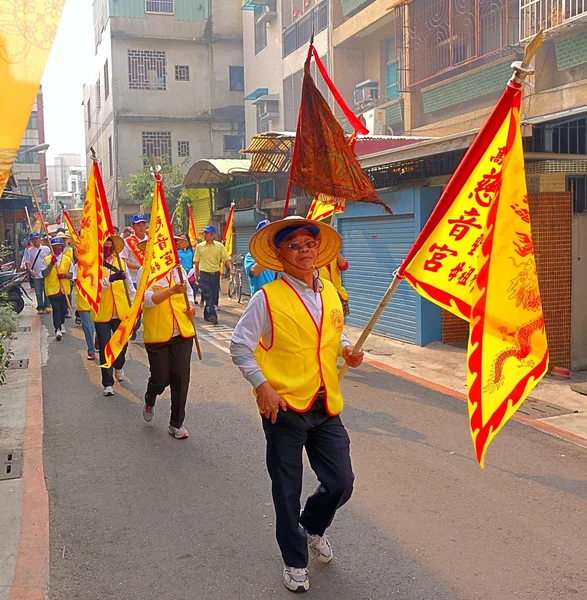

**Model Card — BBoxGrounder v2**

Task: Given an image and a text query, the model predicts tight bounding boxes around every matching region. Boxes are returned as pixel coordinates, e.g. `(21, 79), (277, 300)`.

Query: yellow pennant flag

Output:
(223, 202), (235, 257)
(103, 176), (179, 368)
(0, 0), (66, 196)
(397, 79), (548, 466)
(306, 194), (345, 222)
(62, 210), (80, 249)
(76, 162), (113, 314)
(187, 205), (198, 247)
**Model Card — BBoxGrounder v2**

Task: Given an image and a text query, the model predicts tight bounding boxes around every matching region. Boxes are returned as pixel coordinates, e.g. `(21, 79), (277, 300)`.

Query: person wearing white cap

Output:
(230, 216), (363, 593)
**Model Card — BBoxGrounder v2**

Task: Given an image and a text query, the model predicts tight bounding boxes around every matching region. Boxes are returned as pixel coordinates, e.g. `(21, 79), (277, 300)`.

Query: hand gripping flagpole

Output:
(150, 156), (202, 361)
(29, 178), (75, 316)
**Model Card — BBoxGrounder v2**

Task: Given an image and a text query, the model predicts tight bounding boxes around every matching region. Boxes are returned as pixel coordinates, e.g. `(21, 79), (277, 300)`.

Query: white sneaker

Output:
(307, 532), (333, 564)
(60, 326), (66, 335)
(283, 566), (309, 593)
(55, 330), (62, 341)
(115, 368), (125, 382)
(168, 425), (189, 439)
(103, 386), (114, 396)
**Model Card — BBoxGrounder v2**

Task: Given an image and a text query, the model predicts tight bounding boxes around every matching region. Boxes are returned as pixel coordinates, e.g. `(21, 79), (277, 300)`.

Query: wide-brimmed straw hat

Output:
(249, 216), (341, 272)
(105, 235), (125, 254)
(137, 236), (189, 252)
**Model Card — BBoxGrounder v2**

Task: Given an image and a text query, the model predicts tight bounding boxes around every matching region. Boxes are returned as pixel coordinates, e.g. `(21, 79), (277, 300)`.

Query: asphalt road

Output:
(41, 310), (587, 600)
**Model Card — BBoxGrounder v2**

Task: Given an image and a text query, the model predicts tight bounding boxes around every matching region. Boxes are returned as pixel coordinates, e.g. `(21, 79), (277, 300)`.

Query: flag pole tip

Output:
(90, 147), (98, 162)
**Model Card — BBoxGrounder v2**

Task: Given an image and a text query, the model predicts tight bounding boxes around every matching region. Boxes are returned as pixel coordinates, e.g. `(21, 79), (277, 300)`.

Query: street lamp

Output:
(16, 143), (49, 156)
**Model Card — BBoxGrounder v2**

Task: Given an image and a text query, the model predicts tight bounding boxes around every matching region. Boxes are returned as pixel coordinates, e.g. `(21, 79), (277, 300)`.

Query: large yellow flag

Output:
(62, 210), (80, 249)
(0, 0), (66, 196)
(398, 79), (548, 466)
(76, 162), (113, 313)
(187, 205), (198, 247)
(103, 176), (179, 368)
(306, 194), (345, 222)
(223, 202), (235, 256)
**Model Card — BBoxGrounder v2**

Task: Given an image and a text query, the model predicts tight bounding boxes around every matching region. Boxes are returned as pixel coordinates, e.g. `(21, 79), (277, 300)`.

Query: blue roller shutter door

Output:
(234, 226), (257, 297)
(339, 215), (418, 344)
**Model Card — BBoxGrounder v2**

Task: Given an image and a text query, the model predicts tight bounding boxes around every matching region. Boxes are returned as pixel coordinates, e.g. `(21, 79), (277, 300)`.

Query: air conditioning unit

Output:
(255, 97), (279, 121)
(362, 107), (386, 136)
(354, 79), (378, 110)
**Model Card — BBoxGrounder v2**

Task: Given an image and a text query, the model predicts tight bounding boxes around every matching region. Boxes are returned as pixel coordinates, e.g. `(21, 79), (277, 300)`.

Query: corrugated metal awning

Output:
(183, 159), (252, 188)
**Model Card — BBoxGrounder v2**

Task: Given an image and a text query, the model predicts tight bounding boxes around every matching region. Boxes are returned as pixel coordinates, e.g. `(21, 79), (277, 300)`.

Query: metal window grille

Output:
(283, 1), (328, 57)
(128, 50), (167, 90)
(175, 65), (190, 81)
(108, 136), (113, 177)
(520, 0), (587, 41)
(567, 176), (587, 213)
(142, 131), (172, 166)
(527, 117), (587, 154)
(223, 135), (245, 152)
(255, 7), (268, 54)
(229, 66), (245, 91)
(177, 141), (190, 157)
(145, 0), (174, 13)
(104, 60), (110, 99)
(409, 0), (519, 85)
(96, 78), (101, 111)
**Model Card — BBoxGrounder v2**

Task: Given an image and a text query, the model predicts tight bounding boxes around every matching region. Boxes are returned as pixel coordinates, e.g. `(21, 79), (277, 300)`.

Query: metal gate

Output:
(234, 225), (257, 297)
(339, 215), (418, 343)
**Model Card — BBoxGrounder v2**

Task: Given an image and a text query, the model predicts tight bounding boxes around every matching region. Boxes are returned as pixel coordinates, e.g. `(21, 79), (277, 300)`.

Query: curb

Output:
(9, 315), (49, 600)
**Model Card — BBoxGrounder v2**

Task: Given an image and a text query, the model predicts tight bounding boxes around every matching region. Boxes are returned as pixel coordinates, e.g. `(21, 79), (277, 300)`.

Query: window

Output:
(128, 50), (167, 90)
(229, 66), (244, 91)
(568, 177), (587, 214)
(142, 131), (172, 165)
(527, 117), (587, 155)
(87, 99), (91, 129)
(27, 111), (38, 131)
(145, 0), (174, 13)
(14, 146), (40, 164)
(96, 78), (101, 111)
(104, 59), (110, 99)
(385, 38), (399, 101)
(223, 135), (245, 152)
(177, 141), (190, 157)
(175, 65), (190, 81)
(254, 6), (268, 54)
(108, 136), (113, 177)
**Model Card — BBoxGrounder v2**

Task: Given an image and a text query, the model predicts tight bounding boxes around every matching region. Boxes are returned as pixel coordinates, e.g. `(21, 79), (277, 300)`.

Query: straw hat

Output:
(106, 235), (125, 254)
(137, 236), (189, 252)
(249, 216), (341, 272)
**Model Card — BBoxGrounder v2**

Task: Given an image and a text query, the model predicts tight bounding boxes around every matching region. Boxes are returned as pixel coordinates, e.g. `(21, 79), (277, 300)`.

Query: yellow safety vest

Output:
(44, 255), (72, 297)
(76, 286), (91, 312)
(64, 246), (74, 261)
(320, 259), (348, 302)
(91, 267), (130, 322)
(254, 278), (345, 415)
(142, 272), (195, 343)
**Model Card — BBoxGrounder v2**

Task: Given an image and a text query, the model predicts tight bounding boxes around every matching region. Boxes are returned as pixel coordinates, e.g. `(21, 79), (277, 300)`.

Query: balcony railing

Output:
(520, 0), (587, 40)
(283, 1), (328, 57)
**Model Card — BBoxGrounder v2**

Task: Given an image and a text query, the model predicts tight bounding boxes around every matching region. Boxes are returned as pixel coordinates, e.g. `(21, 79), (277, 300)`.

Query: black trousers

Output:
(199, 272), (219, 320)
(262, 398), (355, 568)
(145, 335), (193, 428)
(49, 294), (68, 332)
(95, 319), (127, 387)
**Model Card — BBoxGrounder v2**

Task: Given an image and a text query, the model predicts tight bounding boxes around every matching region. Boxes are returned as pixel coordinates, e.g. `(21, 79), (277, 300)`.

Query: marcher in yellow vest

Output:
(320, 253), (350, 316)
(73, 263), (96, 361)
(230, 216), (364, 593)
(91, 236), (135, 397)
(42, 238), (73, 341)
(141, 263), (196, 440)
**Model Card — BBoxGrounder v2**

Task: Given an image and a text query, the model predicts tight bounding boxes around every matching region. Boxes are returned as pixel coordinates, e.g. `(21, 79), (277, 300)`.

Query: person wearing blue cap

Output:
(244, 220), (280, 297)
(23, 233), (52, 314)
(194, 224), (234, 325)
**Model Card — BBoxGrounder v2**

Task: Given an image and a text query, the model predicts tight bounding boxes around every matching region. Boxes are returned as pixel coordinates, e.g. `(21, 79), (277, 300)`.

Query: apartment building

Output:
(47, 154), (87, 212)
(83, 0), (246, 226)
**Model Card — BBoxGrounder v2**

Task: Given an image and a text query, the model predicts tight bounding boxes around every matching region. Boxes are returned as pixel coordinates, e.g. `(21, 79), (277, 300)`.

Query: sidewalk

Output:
(219, 294), (587, 444)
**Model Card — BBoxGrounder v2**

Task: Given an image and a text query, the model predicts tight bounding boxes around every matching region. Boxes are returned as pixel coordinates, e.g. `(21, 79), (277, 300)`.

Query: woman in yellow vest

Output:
(91, 236), (135, 397)
(229, 216), (363, 593)
(320, 253), (350, 316)
(42, 238), (73, 341)
(141, 257), (196, 440)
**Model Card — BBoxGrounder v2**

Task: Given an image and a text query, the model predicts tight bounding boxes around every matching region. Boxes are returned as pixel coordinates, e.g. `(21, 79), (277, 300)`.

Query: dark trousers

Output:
(145, 335), (193, 428)
(32, 278), (50, 310)
(199, 272), (219, 320)
(262, 398), (355, 568)
(95, 319), (127, 387)
(49, 294), (68, 332)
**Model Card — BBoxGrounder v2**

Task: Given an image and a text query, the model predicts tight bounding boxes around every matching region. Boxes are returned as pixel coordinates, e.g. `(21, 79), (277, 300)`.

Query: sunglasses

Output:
(281, 239), (320, 252)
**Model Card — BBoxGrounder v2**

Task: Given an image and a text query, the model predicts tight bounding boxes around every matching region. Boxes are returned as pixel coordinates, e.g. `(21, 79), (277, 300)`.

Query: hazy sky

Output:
(42, 0), (94, 164)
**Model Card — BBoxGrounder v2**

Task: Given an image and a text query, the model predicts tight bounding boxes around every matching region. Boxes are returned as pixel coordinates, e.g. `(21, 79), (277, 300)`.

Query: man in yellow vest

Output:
(42, 238), (73, 341)
(230, 216), (363, 593)
(141, 262), (196, 439)
(91, 237), (135, 396)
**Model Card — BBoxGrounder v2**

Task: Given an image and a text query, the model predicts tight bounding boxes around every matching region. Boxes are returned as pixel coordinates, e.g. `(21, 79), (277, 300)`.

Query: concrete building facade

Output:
(84, 0), (245, 226)
(47, 154), (86, 213)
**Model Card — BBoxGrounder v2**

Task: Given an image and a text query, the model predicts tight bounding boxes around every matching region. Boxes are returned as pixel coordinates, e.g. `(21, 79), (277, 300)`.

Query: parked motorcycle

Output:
(0, 271), (31, 314)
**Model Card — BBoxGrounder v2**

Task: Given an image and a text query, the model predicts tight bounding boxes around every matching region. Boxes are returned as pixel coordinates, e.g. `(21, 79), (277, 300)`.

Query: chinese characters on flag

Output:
(76, 162), (114, 314)
(102, 176), (179, 368)
(398, 80), (549, 466)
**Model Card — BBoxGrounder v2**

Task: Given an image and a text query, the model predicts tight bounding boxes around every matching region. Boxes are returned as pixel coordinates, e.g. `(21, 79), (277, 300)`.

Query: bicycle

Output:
(228, 254), (244, 303)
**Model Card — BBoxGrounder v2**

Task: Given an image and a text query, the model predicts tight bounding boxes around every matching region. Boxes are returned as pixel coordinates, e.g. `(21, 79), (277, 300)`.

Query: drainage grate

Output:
(0, 450), (22, 481)
(8, 359), (29, 370)
(516, 397), (575, 420)
(17, 326), (31, 332)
